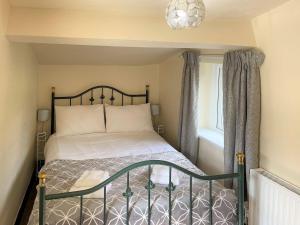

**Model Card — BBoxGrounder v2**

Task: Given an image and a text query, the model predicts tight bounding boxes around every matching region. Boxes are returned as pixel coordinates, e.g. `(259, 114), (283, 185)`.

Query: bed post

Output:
(51, 87), (55, 134)
(237, 152), (245, 225)
(145, 85), (149, 103)
(38, 172), (46, 225)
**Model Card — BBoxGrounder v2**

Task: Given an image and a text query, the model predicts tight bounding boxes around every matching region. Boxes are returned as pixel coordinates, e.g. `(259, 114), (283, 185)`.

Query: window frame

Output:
(215, 64), (224, 132)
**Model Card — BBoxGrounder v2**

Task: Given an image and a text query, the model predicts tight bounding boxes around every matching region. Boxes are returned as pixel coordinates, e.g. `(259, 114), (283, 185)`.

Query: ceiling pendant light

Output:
(166, 0), (206, 29)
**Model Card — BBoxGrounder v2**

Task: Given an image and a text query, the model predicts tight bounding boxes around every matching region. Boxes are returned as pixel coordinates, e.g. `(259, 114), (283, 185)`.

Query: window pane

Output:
(198, 62), (223, 133)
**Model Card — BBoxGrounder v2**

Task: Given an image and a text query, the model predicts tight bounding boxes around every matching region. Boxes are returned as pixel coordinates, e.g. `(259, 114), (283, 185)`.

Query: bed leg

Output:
(39, 172), (46, 225)
(51, 87), (55, 135)
(237, 153), (245, 225)
(145, 85), (149, 103)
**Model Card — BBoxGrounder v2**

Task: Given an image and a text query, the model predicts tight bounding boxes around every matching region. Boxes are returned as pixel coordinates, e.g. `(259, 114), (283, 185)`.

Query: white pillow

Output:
(55, 104), (106, 136)
(105, 103), (153, 132)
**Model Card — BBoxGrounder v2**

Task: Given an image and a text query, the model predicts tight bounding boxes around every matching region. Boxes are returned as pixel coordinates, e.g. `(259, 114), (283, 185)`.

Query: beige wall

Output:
(0, 1), (38, 224)
(158, 54), (183, 148)
(7, 7), (256, 48)
(252, 0), (300, 187)
(38, 65), (159, 132)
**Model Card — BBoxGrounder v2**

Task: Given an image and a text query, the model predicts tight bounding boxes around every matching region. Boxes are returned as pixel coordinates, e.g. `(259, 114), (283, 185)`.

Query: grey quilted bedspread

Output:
(28, 151), (237, 225)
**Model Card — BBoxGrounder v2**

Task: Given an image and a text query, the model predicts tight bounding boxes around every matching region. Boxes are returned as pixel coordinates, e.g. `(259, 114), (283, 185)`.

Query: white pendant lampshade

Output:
(166, 0), (206, 29)
(151, 104), (160, 116)
(37, 109), (50, 122)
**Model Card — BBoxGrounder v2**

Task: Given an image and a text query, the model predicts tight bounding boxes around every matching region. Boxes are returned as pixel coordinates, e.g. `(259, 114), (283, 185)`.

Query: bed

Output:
(29, 85), (245, 225)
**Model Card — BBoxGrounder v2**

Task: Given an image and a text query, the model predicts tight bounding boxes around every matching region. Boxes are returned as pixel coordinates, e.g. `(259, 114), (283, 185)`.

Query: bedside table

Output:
(157, 124), (165, 136)
(36, 132), (47, 177)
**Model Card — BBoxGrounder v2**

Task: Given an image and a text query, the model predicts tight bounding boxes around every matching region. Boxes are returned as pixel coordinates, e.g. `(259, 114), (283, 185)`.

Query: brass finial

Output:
(236, 152), (245, 165)
(39, 171), (47, 187)
(146, 85), (149, 90)
(51, 87), (55, 93)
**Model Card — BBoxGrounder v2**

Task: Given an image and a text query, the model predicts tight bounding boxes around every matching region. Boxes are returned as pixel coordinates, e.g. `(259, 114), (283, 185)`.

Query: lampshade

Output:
(166, 0), (206, 29)
(151, 104), (160, 116)
(37, 109), (50, 122)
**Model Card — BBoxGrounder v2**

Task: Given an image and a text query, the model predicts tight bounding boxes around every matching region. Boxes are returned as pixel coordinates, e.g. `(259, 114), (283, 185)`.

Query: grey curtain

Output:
(178, 51), (200, 164)
(223, 48), (265, 189)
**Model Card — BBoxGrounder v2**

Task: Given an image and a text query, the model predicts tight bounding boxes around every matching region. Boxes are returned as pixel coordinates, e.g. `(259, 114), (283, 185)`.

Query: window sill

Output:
(198, 128), (224, 149)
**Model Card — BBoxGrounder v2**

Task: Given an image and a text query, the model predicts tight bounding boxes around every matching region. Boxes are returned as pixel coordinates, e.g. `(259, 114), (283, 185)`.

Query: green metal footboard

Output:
(38, 153), (245, 225)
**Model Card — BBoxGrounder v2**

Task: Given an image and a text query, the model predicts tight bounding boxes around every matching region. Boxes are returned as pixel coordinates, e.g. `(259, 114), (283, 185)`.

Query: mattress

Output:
(28, 131), (237, 225)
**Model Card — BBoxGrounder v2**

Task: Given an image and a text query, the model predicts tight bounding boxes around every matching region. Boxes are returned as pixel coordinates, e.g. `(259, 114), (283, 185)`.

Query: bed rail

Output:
(38, 153), (245, 225)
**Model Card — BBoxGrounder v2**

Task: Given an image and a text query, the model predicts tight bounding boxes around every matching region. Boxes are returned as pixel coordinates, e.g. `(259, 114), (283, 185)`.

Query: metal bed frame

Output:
(38, 85), (245, 225)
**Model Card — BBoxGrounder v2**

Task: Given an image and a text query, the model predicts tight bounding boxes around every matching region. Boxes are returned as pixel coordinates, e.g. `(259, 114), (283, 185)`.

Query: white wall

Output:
(38, 65), (160, 132)
(252, 0), (300, 187)
(0, 1), (38, 224)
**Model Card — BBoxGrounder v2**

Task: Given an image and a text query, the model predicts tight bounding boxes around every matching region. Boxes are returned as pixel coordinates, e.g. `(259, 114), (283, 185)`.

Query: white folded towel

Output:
(69, 170), (111, 198)
(151, 165), (180, 185)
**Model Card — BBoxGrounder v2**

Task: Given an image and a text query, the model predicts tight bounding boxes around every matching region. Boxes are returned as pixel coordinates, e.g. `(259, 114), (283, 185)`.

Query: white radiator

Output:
(249, 169), (300, 225)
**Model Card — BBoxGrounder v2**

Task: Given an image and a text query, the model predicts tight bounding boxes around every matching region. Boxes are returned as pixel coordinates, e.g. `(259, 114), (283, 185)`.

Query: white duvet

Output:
(45, 131), (176, 163)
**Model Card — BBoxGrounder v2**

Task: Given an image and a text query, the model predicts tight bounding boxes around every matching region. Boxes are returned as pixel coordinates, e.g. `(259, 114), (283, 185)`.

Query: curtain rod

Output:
(199, 54), (224, 56)
(179, 53), (224, 58)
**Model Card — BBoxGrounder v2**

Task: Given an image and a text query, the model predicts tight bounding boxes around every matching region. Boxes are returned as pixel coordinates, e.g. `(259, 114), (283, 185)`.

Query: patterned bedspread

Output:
(28, 151), (237, 225)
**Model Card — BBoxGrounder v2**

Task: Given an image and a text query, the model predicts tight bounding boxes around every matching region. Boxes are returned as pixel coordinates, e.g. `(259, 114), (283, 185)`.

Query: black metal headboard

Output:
(51, 85), (149, 134)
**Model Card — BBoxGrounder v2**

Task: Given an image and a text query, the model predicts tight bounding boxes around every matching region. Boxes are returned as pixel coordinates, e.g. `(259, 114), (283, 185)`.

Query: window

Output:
(198, 58), (224, 134)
